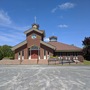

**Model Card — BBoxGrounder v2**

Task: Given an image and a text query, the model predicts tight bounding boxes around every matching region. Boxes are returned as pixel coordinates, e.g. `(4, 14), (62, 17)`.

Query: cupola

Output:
(32, 23), (39, 29)
(49, 36), (57, 42)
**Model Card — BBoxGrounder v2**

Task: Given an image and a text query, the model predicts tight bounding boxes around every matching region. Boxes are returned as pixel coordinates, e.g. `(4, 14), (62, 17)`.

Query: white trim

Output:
(44, 56), (46, 59)
(22, 50), (24, 60)
(39, 56), (40, 60)
(68, 57), (70, 60)
(18, 52), (20, 60)
(24, 28), (43, 34)
(44, 49), (46, 60)
(47, 55), (50, 60)
(12, 40), (27, 51)
(18, 56), (20, 60)
(40, 41), (56, 50)
(22, 56), (24, 60)
(29, 56), (31, 60)
(65, 56), (68, 60)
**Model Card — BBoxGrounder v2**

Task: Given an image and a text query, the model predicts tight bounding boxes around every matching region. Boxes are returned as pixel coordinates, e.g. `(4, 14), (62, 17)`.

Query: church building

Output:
(12, 23), (83, 64)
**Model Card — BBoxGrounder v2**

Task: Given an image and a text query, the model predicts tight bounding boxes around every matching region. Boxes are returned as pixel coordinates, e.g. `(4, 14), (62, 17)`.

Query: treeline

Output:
(0, 45), (14, 60)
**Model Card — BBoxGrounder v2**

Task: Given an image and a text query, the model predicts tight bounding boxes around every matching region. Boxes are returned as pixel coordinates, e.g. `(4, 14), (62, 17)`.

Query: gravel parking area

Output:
(0, 65), (90, 90)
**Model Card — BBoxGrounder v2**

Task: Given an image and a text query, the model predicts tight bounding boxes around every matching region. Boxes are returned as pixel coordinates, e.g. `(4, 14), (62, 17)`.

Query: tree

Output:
(0, 46), (3, 60)
(0, 45), (14, 60)
(82, 37), (90, 60)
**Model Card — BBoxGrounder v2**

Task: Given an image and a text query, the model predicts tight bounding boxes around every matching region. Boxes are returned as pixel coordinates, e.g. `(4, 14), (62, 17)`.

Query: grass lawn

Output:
(83, 60), (90, 65)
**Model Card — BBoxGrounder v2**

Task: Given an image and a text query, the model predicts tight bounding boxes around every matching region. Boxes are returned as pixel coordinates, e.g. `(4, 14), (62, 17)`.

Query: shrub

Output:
(0, 50), (3, 60)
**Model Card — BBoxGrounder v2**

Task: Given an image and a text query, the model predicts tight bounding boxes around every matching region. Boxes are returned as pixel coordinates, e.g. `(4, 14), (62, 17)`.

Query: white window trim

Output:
(44, 50), (46, 59)
(18, 52), (20, 60)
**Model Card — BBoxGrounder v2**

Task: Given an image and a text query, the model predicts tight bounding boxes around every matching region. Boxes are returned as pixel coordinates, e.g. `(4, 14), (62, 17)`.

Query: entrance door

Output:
(31, 50), (38, 59)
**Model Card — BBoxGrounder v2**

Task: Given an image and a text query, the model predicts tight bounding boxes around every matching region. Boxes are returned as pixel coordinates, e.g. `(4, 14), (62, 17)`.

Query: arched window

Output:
(30, 46), (39, 50)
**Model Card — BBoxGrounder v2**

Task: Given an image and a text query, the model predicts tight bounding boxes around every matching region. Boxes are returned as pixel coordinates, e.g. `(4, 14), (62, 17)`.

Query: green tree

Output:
(0, 45), (14, 60)
(82, 37), (90, 60)
(0, 46), (3, 60)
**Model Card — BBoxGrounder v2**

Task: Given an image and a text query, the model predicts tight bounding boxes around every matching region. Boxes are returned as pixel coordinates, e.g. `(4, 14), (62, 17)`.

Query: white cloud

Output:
(0, 31), (25, 46)
(44, 37), (49, 42)
(51, 2), (75, 13)
(58, 24), (68, 28)
(0, 9), (29, 31)
(0, 9), (30, 45)
(0, 10), (12, 25)
(59, 2), (75, 10)
(51, 7), (58, 13)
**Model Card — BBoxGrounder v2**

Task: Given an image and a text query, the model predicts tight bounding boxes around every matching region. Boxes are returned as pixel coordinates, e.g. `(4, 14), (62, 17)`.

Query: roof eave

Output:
(55, 50), (82, 52)
(11, 40), (27, 51)
(40, 41), (56, 50)
(24, 28), (43, 34)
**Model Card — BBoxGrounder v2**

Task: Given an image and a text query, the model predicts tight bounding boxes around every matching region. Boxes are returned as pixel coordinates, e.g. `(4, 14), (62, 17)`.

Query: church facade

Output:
(12, 24), (83, 64)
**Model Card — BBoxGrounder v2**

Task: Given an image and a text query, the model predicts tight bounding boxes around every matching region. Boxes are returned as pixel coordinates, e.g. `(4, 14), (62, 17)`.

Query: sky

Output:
(0, 0), (90, 48)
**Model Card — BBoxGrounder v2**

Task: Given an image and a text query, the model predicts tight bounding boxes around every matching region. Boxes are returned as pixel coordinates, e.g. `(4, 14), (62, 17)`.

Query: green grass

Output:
(83, 60), (90, 65)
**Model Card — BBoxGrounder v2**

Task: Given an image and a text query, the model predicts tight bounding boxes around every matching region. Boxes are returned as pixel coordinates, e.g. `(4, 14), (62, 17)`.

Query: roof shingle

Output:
(48, 41), (82, 52)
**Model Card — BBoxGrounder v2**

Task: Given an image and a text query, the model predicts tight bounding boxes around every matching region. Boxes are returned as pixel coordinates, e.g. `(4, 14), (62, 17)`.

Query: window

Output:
(76, 52), (78, 56)
(18, 52), (20, 55)
(60, 52), (62, 56)
(44, 50), (46, 56)
(48, 52), (49, 55)
(44, 49), (46, 59)
(28, 49), (30, 56)
(31, 46), (39, 50)
(73, 52), (75, 56)
(22, 50), (24, 56)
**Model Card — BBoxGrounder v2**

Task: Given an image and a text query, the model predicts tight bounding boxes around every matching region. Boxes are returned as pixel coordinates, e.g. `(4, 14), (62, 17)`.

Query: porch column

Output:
(28, 48), (31, 60)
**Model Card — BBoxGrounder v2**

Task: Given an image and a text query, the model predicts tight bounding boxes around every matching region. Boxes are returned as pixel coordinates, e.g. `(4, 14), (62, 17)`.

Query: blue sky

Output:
(0, 0), (90, 48)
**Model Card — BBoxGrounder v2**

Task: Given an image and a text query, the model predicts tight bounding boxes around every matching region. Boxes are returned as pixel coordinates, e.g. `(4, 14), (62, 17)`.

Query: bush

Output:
(9, 57), (14, 60)
(0, 50), (3, 60)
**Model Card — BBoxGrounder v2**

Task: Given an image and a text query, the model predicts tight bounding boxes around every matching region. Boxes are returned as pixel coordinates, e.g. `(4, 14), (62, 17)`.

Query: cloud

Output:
(51, 2), (75, 13)
(58, 24), (68, 28)
(0, 9), (30, 46)
(0, 31), (25, 46)
(0, 10), (12, 25)
(59, 2), (75, 10)
(44, 37), (49, 42)
(51, 7), (58, 13)
(0, 9), (29, 31)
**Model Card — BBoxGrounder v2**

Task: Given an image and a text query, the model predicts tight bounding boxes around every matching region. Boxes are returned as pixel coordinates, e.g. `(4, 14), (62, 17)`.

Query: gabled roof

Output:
(24, 28), (45, 37)
(48, 41), (82, 52)
(40, 41), (56, 50)
(12, 40), (27, 51)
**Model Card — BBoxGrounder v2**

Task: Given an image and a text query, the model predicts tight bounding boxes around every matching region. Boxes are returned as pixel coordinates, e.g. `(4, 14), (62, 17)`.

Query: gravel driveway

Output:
(0, 65), (90, 90)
